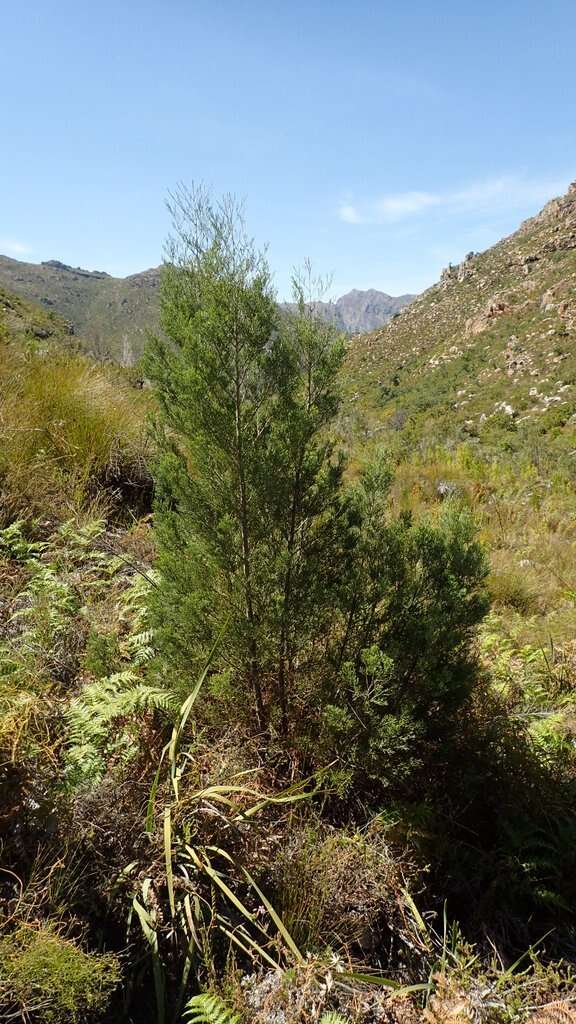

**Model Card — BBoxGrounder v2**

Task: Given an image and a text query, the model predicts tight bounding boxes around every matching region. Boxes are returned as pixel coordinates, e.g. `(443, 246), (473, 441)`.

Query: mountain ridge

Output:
(0, 254), (414, 364)
(281, 286), (415, 337)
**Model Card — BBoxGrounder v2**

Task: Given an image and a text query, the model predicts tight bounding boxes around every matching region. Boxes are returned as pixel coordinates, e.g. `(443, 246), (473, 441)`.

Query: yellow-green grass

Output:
(0, 342), (151, 519)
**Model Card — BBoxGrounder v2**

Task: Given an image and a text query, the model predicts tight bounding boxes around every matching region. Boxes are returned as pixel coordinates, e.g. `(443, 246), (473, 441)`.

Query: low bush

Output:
(0, 923), (120, 1023)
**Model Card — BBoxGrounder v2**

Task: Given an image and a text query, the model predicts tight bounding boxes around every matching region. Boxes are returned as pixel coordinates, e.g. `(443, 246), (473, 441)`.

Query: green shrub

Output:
(314, 493), (489, 797)
(0, 924), (120, 1023)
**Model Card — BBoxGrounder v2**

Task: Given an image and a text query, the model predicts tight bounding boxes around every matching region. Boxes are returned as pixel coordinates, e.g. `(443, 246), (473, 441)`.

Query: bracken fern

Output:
(182, 992), (241, 1024)
(65, 670), (176, 787)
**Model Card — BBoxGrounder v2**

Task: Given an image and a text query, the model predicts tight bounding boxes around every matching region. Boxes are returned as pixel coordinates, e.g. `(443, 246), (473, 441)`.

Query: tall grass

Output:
(0, 344), (151, 518)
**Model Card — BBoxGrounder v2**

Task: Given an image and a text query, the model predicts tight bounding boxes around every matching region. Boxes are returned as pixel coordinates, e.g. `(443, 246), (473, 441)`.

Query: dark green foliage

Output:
(319, 490), (489, 796)
(145, 187), (491, 805)
(431, 715), (576, 945)
(144, 187), (283, 725)
(321, 646), (425, 793)
(83, 628), (119, 678)
(144, 188), (347, 730)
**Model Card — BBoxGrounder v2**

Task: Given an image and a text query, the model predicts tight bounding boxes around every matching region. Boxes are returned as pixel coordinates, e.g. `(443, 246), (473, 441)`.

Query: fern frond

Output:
(183, 992), (240, 1024)
(64, 671), (176, 788)
(124, 628), (156, 664)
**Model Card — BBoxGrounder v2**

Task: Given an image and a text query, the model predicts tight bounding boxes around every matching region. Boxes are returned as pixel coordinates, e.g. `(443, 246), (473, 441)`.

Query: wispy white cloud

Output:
(0, 238), (33, 256)
(338, 204), (364, 224)
(374, 190), (441, 220)
(338, 175), (570, 226)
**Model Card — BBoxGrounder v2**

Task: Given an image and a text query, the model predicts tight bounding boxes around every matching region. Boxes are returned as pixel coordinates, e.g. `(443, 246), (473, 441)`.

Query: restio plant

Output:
(0, 335), (150, 518)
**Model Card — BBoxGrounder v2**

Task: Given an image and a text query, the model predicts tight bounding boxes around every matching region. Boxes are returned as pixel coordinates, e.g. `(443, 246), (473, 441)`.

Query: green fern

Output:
(65, 670), (176, 787)
(180, 993), (345, 1024)
(182, 992), (240, 1024)
(0, 520), (46, 562)
(123, 628), (155, 665)
(62, 551), (167, 788)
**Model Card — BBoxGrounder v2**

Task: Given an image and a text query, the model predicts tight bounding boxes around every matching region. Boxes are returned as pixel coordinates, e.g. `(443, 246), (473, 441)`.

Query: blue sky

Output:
(1, 0), (575, 298)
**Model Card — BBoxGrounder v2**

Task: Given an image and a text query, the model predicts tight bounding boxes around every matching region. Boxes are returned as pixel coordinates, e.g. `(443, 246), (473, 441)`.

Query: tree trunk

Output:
(277, 460), (303, 736)
(233, 331), (265, 731)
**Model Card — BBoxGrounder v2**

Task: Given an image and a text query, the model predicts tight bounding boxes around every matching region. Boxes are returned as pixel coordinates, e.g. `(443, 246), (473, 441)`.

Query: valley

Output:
(1, 184), (576, 1024)
(0, 254), (414, 364)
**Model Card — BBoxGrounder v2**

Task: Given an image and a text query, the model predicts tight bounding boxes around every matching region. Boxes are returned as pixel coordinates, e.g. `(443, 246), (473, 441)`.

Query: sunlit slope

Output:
(343, 183), (576, 452)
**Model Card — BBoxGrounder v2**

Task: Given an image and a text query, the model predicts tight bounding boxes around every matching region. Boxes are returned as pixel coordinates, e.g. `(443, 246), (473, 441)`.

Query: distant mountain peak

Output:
(339, 288), (393, 300)
(0, 254), (415, 362)
(327, 288), (416, 334)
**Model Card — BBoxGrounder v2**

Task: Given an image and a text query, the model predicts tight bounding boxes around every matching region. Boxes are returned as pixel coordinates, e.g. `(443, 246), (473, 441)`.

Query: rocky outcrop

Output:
(465, 295), (510, 336)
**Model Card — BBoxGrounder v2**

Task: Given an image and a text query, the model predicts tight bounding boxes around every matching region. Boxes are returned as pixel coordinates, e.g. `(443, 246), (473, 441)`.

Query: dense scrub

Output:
(1, 191), (576, 1023)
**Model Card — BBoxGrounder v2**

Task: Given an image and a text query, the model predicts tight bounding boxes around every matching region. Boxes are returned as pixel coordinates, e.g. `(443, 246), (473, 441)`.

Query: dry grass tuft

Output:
(273, 822), (418, 954)
(529, 1003), (576, 1024)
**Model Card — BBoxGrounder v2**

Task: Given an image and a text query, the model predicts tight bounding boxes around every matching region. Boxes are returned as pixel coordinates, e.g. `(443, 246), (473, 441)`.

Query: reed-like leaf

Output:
(164, 805), (175, 918)
(241, 867), (303, 963)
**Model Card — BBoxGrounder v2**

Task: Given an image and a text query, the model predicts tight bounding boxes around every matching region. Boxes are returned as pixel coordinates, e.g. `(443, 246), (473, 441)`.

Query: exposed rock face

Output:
(283, 288), (415, 335)
(440, 252), (478, 288)
(465, 296), (510, 336)
(0, 255), (415, 364)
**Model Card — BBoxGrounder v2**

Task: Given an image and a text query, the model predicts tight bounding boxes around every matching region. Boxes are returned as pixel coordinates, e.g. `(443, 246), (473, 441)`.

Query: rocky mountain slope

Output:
(0, 281), (78, 350)
(289, 288), (415, 334)
(0, 257), (161, 365)
(343, 182), (576, 449)
(0, 255), (413, 364)
(341, 184), (576, 835)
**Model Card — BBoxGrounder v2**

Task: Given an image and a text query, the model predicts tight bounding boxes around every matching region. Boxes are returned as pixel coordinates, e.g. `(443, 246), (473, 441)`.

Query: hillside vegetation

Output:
(0, 287), (151, 518)
(342, 182), (576, 778)
(1, 186), (576, 1024)
(345, 182), (576, 446)
(0, 257), (161, 365)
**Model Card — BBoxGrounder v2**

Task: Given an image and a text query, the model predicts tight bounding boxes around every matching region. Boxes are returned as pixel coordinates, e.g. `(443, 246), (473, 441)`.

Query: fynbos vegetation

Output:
(1, 185), (576, 1024)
